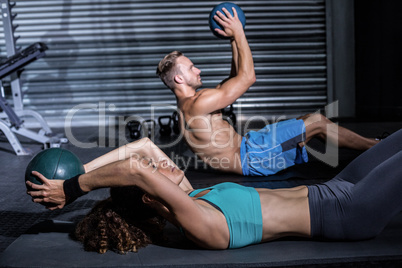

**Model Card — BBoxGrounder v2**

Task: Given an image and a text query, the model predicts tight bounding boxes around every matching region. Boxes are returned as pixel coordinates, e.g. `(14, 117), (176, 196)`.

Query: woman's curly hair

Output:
(74, 186), (166, 254)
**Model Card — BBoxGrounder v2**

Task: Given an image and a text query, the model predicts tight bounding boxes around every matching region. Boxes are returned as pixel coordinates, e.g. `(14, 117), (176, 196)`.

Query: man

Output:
(156, 7), (378, 176)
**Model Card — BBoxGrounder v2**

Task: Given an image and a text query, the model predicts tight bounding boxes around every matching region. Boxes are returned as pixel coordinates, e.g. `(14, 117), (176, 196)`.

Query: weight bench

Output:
(0, 42), (68, 155)
(0, 0), (67, 155)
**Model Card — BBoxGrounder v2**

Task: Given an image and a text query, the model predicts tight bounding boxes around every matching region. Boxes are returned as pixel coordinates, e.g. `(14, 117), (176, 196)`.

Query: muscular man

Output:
(156, 7), (378, 176)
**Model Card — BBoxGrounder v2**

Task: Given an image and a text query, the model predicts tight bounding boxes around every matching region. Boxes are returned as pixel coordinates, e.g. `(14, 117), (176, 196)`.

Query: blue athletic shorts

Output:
(240, 118), (308, 176)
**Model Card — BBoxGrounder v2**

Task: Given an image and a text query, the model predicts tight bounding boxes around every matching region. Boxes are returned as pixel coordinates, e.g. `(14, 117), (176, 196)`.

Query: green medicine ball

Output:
(25, 148), (85, 188)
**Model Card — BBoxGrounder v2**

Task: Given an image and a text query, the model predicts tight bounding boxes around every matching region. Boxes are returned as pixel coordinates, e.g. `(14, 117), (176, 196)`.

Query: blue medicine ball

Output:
(209, 2), (246, 39)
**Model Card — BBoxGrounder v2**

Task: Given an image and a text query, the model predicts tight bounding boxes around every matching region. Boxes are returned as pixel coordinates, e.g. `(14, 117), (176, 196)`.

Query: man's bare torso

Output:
(179, 94), (243, 174)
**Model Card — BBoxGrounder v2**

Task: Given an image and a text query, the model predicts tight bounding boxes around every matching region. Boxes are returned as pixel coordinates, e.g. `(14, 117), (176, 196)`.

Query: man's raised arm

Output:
(193, 7), (255, 113)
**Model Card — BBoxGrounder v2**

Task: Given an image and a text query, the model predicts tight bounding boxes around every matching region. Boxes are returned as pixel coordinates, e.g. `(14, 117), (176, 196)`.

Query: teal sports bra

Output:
(188, 182), (263, 249)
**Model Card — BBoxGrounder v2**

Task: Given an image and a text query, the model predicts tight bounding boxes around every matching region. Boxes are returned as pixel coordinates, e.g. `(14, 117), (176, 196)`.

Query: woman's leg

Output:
(336, 128), (402, 184)
(340, 150), (402, 240)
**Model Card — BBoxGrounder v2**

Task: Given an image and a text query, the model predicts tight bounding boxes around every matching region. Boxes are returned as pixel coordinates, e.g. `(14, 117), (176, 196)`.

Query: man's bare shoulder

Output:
(180, 88), (217, 116)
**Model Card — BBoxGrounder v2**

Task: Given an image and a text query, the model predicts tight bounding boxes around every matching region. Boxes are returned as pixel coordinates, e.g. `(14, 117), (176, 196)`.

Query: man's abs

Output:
(181, 112), (243, 173)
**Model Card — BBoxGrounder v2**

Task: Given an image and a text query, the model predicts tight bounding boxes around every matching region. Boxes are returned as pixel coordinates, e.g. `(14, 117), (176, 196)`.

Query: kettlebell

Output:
(222, 104), (237, 127)
(142, 119), (156, 138)
(172, 111), (180, 135)
(158, 115), (172, 137)
(126, 120), (142, 140)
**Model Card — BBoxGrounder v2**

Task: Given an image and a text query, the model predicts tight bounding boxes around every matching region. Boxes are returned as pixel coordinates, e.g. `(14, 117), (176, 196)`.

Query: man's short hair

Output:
(156, 51), (183, 90)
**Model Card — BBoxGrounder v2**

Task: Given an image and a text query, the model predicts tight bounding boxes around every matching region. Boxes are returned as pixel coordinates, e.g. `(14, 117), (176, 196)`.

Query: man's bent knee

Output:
(302, 114), (329, 139)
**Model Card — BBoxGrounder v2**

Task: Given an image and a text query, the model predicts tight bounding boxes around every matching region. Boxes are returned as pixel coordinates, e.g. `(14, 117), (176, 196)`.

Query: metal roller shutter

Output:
(0, 0), (327, 127)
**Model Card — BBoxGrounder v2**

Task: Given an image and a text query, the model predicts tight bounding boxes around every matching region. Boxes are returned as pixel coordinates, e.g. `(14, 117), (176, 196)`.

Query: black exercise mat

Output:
(2, 212), (402, 268)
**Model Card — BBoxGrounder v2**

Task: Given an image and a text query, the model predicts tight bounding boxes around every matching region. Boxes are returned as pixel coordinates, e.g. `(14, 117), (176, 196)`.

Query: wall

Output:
(0, 0), (328, 127)
(326, 0), (356, 118)
(355, 0), (402, 121)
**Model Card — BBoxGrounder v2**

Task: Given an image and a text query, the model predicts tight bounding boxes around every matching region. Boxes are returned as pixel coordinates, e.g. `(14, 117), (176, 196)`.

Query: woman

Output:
(74, 186), (167, 254)
(27, 129), (402, 253)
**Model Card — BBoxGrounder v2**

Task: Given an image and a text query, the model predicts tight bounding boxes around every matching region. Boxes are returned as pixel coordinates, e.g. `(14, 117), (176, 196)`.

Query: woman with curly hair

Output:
(74, 186), (166, 254)
(28, 129), (402, 251)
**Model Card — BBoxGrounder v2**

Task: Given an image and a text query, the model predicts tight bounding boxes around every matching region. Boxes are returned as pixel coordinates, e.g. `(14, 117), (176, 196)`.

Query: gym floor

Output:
(0, 121), (401, 267)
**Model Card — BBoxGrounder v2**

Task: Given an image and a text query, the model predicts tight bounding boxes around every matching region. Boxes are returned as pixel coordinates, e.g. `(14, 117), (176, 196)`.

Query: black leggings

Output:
(308, 128), (402, 240)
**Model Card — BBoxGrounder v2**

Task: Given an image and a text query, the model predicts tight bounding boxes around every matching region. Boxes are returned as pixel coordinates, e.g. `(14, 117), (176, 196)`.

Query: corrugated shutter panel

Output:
(0, 0), (327, 127)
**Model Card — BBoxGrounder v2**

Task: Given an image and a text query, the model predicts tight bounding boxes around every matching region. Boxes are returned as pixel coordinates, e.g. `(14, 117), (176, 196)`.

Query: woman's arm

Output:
(83, 138), (149, 172)
(27, 157), (227, 248)
(84, 137), (193, 191)
(27, 156), (185, 209)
